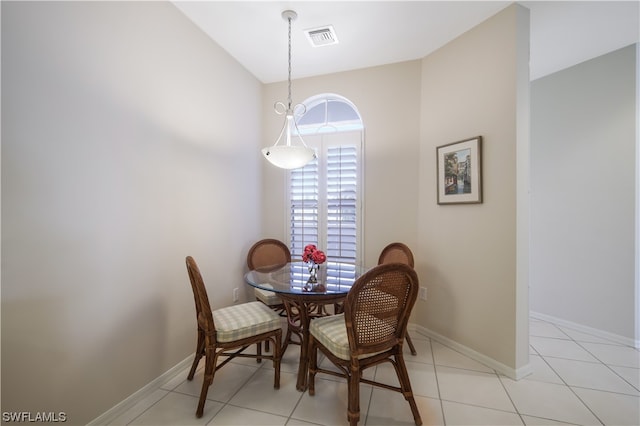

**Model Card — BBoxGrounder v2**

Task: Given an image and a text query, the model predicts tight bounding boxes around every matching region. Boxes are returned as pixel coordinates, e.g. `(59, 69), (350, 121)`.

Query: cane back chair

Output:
(308, 263), (422, 426)
(247, 238), (291, 314)
(378, 242), (418, 355)
(185, 256), (282, 418)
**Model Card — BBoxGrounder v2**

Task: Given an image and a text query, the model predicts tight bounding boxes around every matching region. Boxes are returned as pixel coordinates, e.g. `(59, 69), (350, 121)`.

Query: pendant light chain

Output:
(287, 14), (293, 112)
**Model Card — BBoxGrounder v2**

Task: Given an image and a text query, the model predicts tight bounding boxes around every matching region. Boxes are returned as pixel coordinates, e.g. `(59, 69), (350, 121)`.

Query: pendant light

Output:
(262, 10), (316, 170)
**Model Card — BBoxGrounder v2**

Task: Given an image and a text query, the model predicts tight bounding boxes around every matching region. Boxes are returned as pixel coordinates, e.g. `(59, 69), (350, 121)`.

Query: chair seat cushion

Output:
(254, 285), (282, 306)
(213, 301), (282, 342)
(310, 313), (386, 361)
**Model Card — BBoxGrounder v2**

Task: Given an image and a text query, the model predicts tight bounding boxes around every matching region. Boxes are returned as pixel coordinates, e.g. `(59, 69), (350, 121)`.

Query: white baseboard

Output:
(88, 354), (194, 425)
(409, 324), (532, 380)
(530, 311), (640, 349)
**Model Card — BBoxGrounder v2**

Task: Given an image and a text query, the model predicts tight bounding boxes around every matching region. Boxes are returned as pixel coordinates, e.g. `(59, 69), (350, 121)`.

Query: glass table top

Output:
(244, 262), (365, 295)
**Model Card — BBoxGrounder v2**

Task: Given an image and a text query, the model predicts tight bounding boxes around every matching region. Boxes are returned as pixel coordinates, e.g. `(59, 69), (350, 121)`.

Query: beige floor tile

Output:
(292, 377), (372, 425)
(545, 356), (639, 395)
(431, 341), (494, 373)
(173, 361), (261, 403)
(366, 389), (438, 426)
(436, 366), (514, 411)
(530, 320), (569, 340)
(228, 369), (302, 416)
(403, 333), (435, 364)
(520, 414), (577, 425)
(501, 377), (600, 425)
(107, 389), (169, 425)
(580, 342), (640, 368)
(573, 387), (640, 426)
(441, 400), (523, 425)
(529, 336), (599, 362)
(373, 359), (439, 399)
(207, 405), (288, 425)
(522, 354), (564, 385)
(609, 364), (640, 389)
(558, 327), (625, 346)
(127, 392), (222, 425)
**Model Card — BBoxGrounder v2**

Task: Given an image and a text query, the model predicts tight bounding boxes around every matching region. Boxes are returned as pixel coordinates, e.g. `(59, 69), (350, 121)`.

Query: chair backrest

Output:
(246, 239), (291, 270)
(186, 256), (215, 336)
(377, 242), (415, 268)
(344, 263), (418, 356)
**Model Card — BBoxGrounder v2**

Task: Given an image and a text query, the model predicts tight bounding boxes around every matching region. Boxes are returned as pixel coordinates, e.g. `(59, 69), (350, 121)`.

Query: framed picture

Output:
(436, 136), (482, 204)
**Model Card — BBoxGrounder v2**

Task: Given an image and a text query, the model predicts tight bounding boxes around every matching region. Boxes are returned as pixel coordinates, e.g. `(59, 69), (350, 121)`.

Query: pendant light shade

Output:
(262, 10), (316, 170)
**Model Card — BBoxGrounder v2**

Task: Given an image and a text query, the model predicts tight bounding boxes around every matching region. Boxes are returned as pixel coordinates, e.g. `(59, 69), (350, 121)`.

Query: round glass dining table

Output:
(244, 261), (365, 391)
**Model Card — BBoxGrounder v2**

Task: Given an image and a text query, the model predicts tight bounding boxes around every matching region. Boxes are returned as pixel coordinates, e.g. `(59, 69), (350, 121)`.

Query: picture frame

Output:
(436, 136), (482, 205)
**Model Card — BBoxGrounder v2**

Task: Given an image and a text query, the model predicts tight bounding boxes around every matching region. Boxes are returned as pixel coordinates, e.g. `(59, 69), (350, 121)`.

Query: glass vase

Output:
(307, 263), (318, 284)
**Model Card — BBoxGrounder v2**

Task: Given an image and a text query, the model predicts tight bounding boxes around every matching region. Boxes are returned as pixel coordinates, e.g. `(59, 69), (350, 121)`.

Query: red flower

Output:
(302, 244), (326, 264)
(311, 250), (326, 264)
(302, 244), (315, 262)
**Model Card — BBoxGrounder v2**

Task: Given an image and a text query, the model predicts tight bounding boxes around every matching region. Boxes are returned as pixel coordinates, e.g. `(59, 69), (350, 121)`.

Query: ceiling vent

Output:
(304, 25), (339, 47)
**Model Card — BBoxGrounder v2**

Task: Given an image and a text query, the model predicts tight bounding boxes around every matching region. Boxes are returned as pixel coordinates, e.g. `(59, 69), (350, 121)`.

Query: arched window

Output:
(287, 94), (364, 274)
(295, 94), (363, 134)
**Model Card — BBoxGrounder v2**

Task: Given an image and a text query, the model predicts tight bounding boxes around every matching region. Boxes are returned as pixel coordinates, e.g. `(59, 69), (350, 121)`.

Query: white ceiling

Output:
(173, 1), (639, 84)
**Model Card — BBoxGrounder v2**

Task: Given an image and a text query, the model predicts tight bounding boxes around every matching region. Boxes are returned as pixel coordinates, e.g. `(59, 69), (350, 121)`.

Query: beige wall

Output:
(1, 2), (263, 423)
(262, 61), (423, 266)
(531, 44), (638, 344)
(417, 4), (530, 375)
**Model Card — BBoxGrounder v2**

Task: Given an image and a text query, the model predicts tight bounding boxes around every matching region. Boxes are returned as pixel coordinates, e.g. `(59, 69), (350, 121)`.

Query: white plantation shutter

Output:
(290, 158), (319, 256)
(288, 131), (362, 270)
(326, 145), (358, 263)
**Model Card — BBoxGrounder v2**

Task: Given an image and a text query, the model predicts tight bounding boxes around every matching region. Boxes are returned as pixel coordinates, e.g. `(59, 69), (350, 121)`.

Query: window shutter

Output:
(288, 131), (361, 278)
(326, 145), (357, 263)
(289, 158), (319, 258)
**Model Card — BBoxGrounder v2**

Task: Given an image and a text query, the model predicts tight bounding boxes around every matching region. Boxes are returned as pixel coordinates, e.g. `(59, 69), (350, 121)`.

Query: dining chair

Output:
(185, 256), (282, 418)
(308, 263), (422, 426)
(377, 242), (418, 356)
(247, 238), (291, 315)
(246, 238), (292, 351)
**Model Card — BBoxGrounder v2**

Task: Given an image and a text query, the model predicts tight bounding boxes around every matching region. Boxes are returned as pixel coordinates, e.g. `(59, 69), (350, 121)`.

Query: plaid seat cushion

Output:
(310, 313), (387, 361)
(254, 284), (282, 306)
(212, 301), (282, 342)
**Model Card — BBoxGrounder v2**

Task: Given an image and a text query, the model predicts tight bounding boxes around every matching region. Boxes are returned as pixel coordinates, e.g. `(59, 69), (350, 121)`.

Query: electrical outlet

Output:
(419, 287), (427, 301)
(233, 288), (239, 302)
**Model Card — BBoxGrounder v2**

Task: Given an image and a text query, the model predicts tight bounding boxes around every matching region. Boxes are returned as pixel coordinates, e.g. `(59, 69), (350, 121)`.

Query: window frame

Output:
(285, 95), (364, 266)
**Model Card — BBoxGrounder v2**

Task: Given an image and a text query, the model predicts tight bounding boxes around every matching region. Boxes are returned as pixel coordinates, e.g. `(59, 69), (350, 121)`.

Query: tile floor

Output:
(108, 317), (639, 425)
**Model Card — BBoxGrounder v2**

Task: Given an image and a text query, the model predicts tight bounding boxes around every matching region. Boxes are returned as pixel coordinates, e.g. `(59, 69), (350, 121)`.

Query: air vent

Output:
(304, 25), (339, 47)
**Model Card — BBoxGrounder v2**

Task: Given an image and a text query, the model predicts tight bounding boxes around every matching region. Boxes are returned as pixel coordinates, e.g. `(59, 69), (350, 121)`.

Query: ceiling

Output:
(173, 1), (639, 84)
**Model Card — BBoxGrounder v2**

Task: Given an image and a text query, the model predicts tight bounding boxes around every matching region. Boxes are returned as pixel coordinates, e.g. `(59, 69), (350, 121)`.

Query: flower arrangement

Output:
(302, 244), (326, 265)
(302, 244), (326, 285)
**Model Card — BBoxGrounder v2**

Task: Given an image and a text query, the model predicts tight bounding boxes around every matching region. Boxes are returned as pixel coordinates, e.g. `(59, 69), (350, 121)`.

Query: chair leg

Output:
(273, 331), (282, 389)
(307, 336), (317, 396)
(394, 353), (422, 426)
(196, 349), (216, 418)
(347, 365), (360, 426)
(188, 332), (205, 380)
(256, 341), (263, 363)
(406, 332), (417, 356)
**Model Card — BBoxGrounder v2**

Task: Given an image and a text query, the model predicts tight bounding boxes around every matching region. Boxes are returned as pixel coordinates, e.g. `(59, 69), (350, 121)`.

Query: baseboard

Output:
(409, 323), (532, 380)
(530, 311), (640, 349)
(87, 354), (194, 425)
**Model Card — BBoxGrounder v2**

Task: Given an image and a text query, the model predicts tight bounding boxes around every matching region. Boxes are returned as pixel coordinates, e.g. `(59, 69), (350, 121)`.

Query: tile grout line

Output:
(571, 339), (640, 394)
(428, 337), (448, 426)
(537, 323), (606, 426)
(495, 371), (527, 425)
